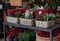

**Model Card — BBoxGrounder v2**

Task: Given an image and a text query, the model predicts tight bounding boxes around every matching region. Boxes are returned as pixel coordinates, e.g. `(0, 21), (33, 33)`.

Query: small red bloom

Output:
(17, 8), (22, 13)
(22, 8), (28, 12)
(48, 7), (54, 13)
(42, 7), (53, 13)
(42, 9), (49, 13)
(33, 9), (43, 14)
(7, 9), (15, 13)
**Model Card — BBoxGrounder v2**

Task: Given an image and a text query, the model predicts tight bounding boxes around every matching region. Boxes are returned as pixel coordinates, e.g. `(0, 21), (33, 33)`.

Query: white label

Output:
(0, 4), (2, 9)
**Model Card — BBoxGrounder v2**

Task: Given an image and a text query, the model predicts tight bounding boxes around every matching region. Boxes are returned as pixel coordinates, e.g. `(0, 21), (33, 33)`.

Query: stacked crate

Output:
(56, 6), (60, 23)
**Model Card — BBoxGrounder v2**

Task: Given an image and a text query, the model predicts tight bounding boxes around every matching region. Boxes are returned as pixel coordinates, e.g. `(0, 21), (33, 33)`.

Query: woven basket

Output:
(19, 18), (34, 26)
(35, 20), (55, 28)
(6, 16), (18, 23)
(36, 34), (60, 41)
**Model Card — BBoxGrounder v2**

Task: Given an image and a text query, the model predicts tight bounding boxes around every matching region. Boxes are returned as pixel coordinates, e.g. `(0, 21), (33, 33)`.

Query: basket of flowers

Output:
(6, 8), (22, 23)
(19, 8), (34, 26)
(33, 4), (56, 28)
(36, 29), (60, 41)
(7, 28), (21, 38)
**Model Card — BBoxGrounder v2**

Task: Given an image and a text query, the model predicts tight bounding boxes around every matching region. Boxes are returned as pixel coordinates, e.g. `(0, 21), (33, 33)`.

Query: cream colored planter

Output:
(35, 20), (55, 28)
(6, 16), (18, 23)
(36, 34), (60, 41)
(19, 18), (34, 26)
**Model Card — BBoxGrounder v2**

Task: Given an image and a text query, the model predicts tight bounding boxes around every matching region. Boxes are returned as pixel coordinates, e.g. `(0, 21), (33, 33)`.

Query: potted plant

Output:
(17, 30), (36, 41)
(6, 8), (21, 23)
(7, 28), (21, 38)
(33, 3), (55, 28)
(35, 12), (55, 28)
(36, 29), (60, 41)
(19, 8), (34, 26)
(5, 0), (9, 3)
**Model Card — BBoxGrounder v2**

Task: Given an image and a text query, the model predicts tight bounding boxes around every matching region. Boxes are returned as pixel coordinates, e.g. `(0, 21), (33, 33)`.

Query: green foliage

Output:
(18, 30), (36, 41)
(44, 3), (49, 9)
(49, 13), (56, 20)
(22, 3), (27, 8)
(15, 12), (21, 18)
(42, 13), (56, 21)
(18, 32), (30, 41)
(43, 14), (49, 21)
(48, 1), (57, 9)
(29, 12), (33, 19)
(55, 0), (60, 5)
(22, 13), (25, 18)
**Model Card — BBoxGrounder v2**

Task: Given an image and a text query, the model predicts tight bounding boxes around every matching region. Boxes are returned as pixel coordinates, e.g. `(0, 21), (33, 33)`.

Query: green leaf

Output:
(48, 1), (57, 9)
(22, 3), (27, 8)
(49, 13), (56, 20)
(43, 14), (49, 21)
(29, 12), (33, 19)
(22, 13), (25, 18)
(15, 12), (21, 18)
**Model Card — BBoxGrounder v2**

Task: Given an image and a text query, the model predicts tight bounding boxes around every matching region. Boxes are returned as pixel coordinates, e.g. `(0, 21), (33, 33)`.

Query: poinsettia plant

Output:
(7, 8), (22, 17)
(15, 8), (22, 18)
(7, 9), (15, 17)
(33, 3), (56, 21)
(7, 28), (21, 38)
(37, 29), (59, 37)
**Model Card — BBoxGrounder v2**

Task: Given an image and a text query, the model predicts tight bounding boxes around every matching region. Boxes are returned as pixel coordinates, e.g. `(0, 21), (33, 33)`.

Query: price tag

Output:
(9, 0), (22, 6)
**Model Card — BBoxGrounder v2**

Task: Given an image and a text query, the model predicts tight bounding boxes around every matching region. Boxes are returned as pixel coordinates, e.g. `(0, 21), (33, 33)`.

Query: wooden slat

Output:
(56, 12), (60, 17)
(3, 10), (6, 22)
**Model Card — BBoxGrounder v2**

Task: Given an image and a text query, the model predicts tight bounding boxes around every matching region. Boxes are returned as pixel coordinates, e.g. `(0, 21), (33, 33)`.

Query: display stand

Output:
(3, 22), (60, 41)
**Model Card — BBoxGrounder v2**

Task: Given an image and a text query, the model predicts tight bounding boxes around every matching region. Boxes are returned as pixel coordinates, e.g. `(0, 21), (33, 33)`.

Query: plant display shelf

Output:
(3, 22), (60, 41)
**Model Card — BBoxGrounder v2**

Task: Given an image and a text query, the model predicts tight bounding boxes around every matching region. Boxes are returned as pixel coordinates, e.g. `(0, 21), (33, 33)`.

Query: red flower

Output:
(42, 7), (53, 13)
(42, 9), (49, 13)
(7, 28), (21, 38)
(33, 9), (43, 14)
(33, 7), (54, 14)
(37, 29), (59, 38)
(22, 8), (28, 12)
(48, 0), (52, 3)
(7, 9), (15, 13)
(53, 29), (60, 37)
(17, 8), (22, 13)
(48, 7), (54, 12)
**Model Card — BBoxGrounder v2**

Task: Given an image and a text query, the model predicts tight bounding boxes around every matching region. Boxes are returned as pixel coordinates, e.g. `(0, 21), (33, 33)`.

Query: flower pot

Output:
(36, 33), (60, 41)
(6, 16), (18, 23)
(35, 20), (55, 28)
(19, 18), (34, 26)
